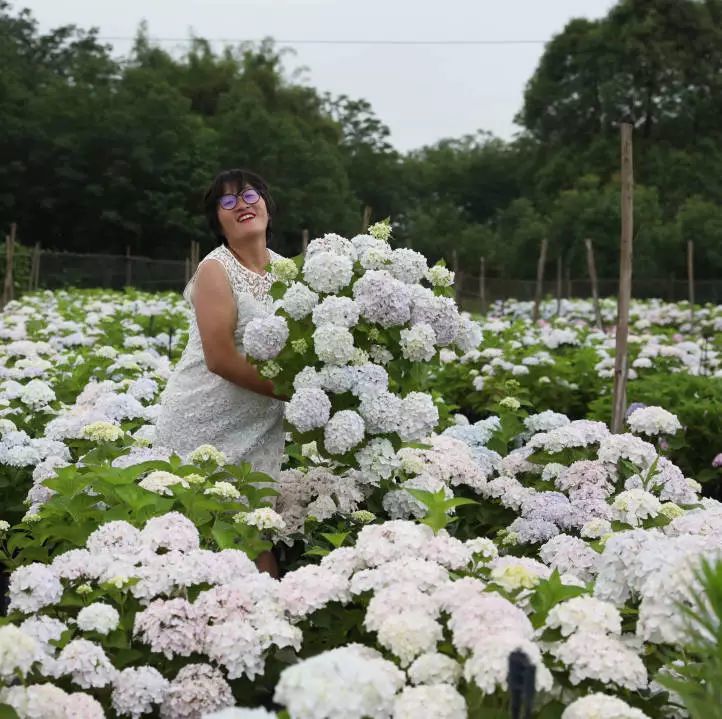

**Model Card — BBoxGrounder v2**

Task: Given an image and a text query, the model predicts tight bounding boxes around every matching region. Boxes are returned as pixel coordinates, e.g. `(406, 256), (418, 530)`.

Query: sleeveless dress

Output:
(154, 245), (286, 479)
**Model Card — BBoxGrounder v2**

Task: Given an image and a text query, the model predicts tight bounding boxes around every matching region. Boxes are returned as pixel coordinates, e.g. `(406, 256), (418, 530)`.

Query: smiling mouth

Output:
(237, 213), (255, 223)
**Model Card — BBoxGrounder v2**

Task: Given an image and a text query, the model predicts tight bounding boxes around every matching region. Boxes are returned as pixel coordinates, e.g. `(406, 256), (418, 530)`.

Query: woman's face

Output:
(217, 183), (269, 245)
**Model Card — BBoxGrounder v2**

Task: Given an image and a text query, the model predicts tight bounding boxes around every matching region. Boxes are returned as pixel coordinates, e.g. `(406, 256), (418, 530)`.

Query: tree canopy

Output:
(2, 0), (722, 280)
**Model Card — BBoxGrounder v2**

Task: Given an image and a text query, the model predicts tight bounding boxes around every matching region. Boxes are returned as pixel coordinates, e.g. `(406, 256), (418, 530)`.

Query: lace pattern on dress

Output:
(155, 244), (285, 479)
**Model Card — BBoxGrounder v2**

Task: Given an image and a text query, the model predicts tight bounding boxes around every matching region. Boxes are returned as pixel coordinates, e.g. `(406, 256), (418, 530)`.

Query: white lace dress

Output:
(155, 245), (285, 478)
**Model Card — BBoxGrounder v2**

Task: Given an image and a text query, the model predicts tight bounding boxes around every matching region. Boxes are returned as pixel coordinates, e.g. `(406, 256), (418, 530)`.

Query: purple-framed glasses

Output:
(218, 187), (261, 211)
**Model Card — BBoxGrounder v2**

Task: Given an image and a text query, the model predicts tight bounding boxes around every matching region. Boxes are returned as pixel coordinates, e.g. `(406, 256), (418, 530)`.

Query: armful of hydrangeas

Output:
(242, 220), (483, 467)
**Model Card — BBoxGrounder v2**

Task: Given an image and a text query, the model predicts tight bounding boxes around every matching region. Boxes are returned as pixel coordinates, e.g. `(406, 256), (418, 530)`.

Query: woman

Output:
(155, 168), (286, 502)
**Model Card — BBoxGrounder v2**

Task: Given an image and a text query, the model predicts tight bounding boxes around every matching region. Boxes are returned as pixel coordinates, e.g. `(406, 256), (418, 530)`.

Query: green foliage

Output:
(1, 444), (276, 567)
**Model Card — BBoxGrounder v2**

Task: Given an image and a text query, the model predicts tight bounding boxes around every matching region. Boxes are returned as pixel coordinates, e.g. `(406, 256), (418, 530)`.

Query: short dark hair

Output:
(203, 168), (276, 246)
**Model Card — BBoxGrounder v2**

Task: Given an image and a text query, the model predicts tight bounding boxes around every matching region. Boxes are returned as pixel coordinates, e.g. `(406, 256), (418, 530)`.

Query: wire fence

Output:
(2, 248), (721, 305)
(455, 274), (722, 312)
(36, 251), (188, 292)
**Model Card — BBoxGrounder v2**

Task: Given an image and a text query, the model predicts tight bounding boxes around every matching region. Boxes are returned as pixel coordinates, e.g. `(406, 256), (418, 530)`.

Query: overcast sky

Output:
(20, 0), (616, 152)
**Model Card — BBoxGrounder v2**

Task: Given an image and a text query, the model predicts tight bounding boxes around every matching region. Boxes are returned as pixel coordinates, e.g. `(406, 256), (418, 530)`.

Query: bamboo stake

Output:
(612, 123), (634, 434)
(452, 249), (461, 306)
(479, 256), (486, 315)
(125, 245), (132, 286)
(687, 239), (695, 323)
(555, 254), (562, 316)
(585, 238), (603, 330)
(2, 223), (16, 308)
(532, 237), (548, 322)
(184, 257), (191, 284)
(302, 229), (309, 254)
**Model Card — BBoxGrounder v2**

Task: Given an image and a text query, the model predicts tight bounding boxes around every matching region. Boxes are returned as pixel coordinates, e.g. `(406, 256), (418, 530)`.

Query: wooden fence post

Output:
(28, 242), (41, 291)
(302, 229), (309, 254)
(125, 246), (132, 286)
(2, 223), (16, 308)
(452, 249), (461, 306)
(479, 255), (486, 314)
(687, 239), (695, 322)
(532, 237), (548, 322)
(184, 257), (191, 284)
(361, 206), (372, 233)
(585, 238), (603, 330)
(612, 123), (634, 434)
(555, 254), (562, 316)
(190, 241), (200, 273)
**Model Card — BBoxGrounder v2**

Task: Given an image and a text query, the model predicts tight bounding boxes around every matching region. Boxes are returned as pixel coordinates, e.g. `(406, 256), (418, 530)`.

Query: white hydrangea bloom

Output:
(313, 325), (355, 365)
(612, 489), (662, 527)
(350, 363), (389, 400)
(358, 391), (401, 435)
(138, 470), (189, 496)
(203, 709), (278, 719)
(392, 684), (467, 719)
(293, 366), (323, 391)
(312, 296), (360, 328)
(305, 233), (357, 262)
(8, 563), (64, 614)
(160, 663), (234, 719)
(353, 270), (412, 328)
(407, 652), (462, 686)
(551, 631), (648, 690)
(0, 625), (40, 681)
(112, 665), (170, 719)
(281, 282), (318, 320)
(397, 392), (438, 441)
(204, 481), (242, 501)
(375, 610), (443, 666)
(241, 508), (286, 531)
(367, 222), (393, 242)
(188, 444), (227, 465)
(524, 411), (571, 435)
(19, 379), (55, 409)
(545, 596), (622, 636)
(400, 323), (437, 362)
(454, 316), (483, 353)
(561, 693), (651, 719)
(358, 238), (393, 270)
(243, 315), (289, 360)
(355, 438), (401, 484)
(81, 421), (124, 442)
(463, 633), (553, 694)
(19, 615), (67, 654)
(54, 638), (118, 688)
(409, 287), (460, 345)
(388, 247), (428, 284)
(425, 265), (454, 287)
(270, 257), (298, 282)
(324, 410), (365, 455)
(318, 365), (356, 394)
(303, 251), (354, 294)
(286, 388), (332, 433)
(76, 602), (120, 635)
(627, 406), (682, 436)
(274, 644), (405, 719)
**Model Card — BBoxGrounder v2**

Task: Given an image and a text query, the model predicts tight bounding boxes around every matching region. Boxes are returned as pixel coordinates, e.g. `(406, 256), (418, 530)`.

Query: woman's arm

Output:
(192, 260), (279, 400)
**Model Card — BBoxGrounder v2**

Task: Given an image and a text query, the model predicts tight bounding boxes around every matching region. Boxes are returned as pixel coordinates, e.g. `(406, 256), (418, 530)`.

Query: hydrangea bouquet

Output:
(242, 222), (482, 471)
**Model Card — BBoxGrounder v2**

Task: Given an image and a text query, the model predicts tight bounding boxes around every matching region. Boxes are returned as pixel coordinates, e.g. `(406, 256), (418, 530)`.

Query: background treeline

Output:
(3, 0), (722, 280)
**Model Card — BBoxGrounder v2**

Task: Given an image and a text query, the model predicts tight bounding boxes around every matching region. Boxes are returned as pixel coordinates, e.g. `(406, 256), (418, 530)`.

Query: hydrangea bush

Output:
(0, 254), (720, 717)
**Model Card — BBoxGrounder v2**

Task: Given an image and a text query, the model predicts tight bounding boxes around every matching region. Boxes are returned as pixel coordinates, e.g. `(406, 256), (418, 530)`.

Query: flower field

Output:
(0, 226), (721, 718)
